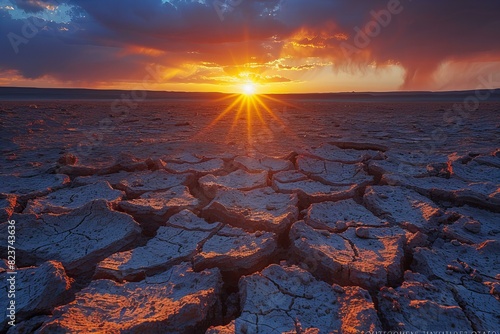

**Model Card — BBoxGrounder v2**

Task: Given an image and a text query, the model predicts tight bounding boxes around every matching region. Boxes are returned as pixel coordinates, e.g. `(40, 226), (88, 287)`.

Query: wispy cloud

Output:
(1, 0), (499, 91)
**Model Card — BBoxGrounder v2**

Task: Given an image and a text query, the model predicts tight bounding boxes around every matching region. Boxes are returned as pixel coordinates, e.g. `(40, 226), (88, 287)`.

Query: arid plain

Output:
(1, 95), (500, 333)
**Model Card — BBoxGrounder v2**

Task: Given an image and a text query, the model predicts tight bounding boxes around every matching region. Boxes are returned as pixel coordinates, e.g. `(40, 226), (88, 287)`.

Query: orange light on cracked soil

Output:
(189, 90), (304, 153)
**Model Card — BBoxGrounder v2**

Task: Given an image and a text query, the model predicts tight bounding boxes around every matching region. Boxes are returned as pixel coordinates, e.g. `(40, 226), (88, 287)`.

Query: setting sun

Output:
(243, 83), (256, 96)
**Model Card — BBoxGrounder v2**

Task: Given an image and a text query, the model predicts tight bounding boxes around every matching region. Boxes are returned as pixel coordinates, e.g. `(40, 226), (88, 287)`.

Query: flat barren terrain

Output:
(1, 97), (499, 333)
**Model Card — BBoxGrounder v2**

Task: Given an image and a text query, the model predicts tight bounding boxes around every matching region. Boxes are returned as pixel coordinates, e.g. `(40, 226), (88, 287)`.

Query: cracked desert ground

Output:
(1, 97), (499, 333)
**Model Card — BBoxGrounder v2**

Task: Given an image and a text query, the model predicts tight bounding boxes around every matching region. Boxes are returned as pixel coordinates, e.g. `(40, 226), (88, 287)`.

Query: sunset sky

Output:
(1, 0), (500, 94)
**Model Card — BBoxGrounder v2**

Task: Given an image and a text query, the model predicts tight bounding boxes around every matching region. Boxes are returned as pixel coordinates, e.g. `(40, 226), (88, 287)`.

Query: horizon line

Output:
(1, 85), (499, 96)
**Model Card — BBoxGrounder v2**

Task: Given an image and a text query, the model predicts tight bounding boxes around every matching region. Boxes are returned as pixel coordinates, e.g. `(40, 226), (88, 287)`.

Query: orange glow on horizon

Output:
(190, 91), (303, 151)
(242, 83), (256, 96)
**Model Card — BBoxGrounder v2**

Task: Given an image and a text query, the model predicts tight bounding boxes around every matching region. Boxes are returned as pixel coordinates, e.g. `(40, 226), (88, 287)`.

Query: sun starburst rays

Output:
(188, 85), (306, 154)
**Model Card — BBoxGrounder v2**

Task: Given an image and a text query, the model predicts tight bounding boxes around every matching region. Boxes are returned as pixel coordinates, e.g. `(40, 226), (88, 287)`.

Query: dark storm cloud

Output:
(1, 0), (499, 88)
(349, 0), (500, 88)
(276, 0), (500, 88)
(0, 11), (155, 82)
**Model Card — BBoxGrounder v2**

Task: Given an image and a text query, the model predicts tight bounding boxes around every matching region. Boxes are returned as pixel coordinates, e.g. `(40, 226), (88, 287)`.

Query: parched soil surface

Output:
(1, 100), (499, 333)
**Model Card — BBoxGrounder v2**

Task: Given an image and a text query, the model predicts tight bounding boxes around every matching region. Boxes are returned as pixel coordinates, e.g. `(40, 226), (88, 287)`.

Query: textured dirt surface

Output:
(1, 99), (499, 333)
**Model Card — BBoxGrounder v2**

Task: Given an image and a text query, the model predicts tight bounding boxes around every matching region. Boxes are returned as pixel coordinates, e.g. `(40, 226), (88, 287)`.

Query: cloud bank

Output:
(1, 0), (499, 91)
